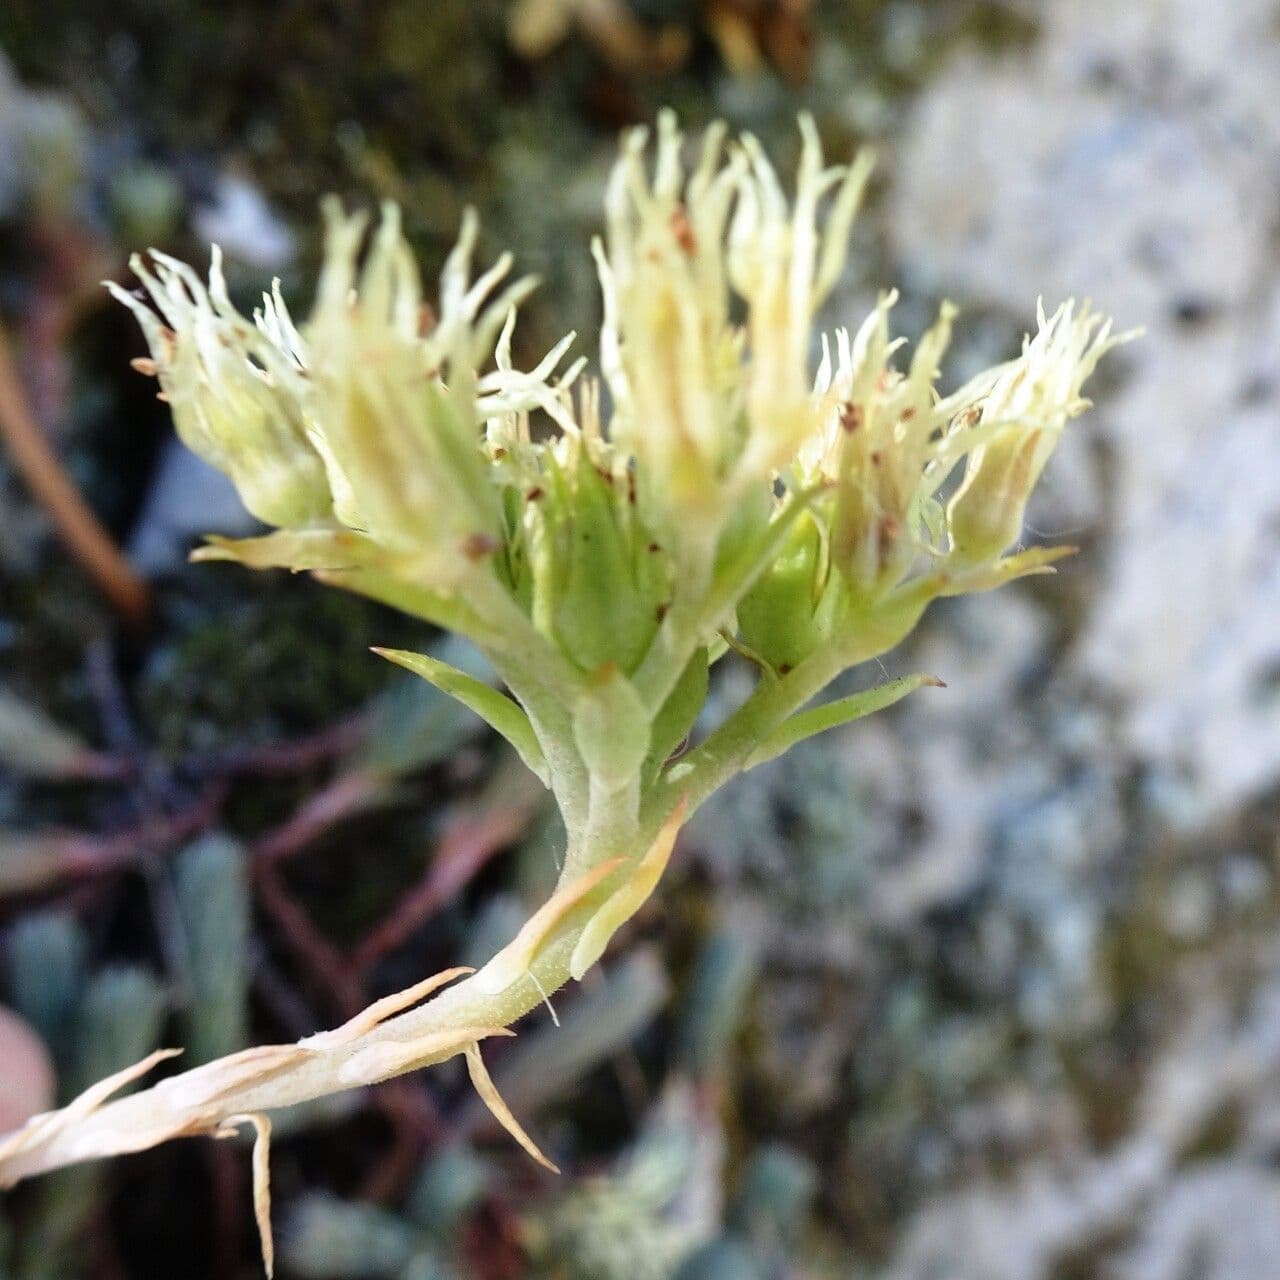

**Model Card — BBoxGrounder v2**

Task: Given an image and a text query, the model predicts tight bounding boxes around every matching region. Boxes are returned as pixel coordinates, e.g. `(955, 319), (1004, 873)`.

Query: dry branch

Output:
(0, 325), (149, 625)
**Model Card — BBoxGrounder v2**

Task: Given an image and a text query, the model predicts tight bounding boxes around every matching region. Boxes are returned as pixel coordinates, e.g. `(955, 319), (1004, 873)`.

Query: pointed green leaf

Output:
(939, 544), (1075, 596)
(746, 673), (942, 770)
(373, 648), (549, 785)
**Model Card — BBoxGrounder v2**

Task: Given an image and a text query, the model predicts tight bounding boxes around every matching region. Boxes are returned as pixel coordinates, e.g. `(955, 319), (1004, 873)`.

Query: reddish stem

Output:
(253, 770), (386, 867)
(0, 324), (149, 626)
(352, 773), (543, 975)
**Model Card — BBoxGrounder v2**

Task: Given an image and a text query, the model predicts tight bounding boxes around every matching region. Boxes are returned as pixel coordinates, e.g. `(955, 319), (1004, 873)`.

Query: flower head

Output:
(594, 110), (872, 538)
(115, 201), (579, 584)
(108, 250), (333, 529)
(114, 115), (1129, 683)
(734, 295), (1130, 668)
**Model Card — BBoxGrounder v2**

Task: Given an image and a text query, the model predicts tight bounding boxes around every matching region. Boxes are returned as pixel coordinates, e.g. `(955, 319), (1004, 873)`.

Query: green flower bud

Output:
(736, 512), (838, 672)
(490, 408), (672, 674)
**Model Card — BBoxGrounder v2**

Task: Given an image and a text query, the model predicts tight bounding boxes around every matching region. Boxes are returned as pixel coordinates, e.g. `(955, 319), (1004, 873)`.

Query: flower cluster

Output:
(115, 113), (1124, 702)
(107, 110), (1135, 921)
(2, 116), (1130, 1272)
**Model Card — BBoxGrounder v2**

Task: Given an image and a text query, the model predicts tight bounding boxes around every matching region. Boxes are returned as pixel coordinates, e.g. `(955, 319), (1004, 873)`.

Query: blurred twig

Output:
(189, 715), (370, 779)
(252, 859), (366, 1014)
(253, 770), (388, 867)
(0, 324), (149, 627)
(0, 789), (224, 900)
(352, 760), (545, 976)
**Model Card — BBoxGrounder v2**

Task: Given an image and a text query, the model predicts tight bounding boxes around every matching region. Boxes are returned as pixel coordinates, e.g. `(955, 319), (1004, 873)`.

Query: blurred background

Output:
(1, 1), (1278, 1276)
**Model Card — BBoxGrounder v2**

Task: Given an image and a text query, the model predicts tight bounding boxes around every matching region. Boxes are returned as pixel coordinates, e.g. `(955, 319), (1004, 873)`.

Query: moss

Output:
(135, 572), (425, 754)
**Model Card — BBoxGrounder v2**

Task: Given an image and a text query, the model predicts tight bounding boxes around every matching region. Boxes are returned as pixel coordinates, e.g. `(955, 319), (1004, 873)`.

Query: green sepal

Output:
(552, 455), (660, 674)
(643, 647), (709, 787)
(705, 484), (826, 627)
(373, 648), (549, 785)
(191, 527), (381, 571)
(939, 544), (1075, 596)
(746, 672), (942, 770)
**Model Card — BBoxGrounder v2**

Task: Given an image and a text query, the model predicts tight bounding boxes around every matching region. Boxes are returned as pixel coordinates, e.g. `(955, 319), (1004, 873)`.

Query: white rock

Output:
(887, 0), (1280, 815)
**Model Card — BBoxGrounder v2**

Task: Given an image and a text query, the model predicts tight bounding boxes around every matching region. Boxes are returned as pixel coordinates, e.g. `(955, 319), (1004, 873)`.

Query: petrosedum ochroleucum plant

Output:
(0, 114), (1128, 1272)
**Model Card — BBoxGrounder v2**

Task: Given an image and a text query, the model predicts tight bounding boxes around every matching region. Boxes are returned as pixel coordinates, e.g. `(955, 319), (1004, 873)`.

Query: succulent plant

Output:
(0, 112), (1125, 1276)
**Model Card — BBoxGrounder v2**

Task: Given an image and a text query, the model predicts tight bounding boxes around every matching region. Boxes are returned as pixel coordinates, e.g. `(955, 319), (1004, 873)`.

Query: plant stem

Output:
(0, 819), (655, 1188)
(657, 579), (936, 819)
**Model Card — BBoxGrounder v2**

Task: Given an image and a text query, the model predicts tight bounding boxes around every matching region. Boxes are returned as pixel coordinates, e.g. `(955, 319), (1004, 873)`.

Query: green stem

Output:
(567, 772), (641, 880)
(343, 561), (593, 834)
(657, 578), (938, 820)
(631, 486), (823, 716)
(658, 644), (847, 819)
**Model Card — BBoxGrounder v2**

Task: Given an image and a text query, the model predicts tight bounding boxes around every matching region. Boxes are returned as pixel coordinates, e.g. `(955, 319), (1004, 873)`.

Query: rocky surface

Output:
(889, 0), (1280, 818)
(846, 2), (1280, 1273)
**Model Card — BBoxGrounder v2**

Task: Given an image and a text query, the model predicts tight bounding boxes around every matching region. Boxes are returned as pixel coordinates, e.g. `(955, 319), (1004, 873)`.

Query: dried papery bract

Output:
(0, 113), (1132, 1275)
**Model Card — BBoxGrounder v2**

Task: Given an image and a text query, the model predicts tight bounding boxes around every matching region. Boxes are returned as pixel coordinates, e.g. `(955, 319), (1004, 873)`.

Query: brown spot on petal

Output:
(670, 204), (697, 255)
(462, 533), (500, 561)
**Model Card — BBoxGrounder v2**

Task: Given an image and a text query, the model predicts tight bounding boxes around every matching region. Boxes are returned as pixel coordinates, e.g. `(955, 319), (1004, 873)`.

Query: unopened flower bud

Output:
(737, 512), (836, 671)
